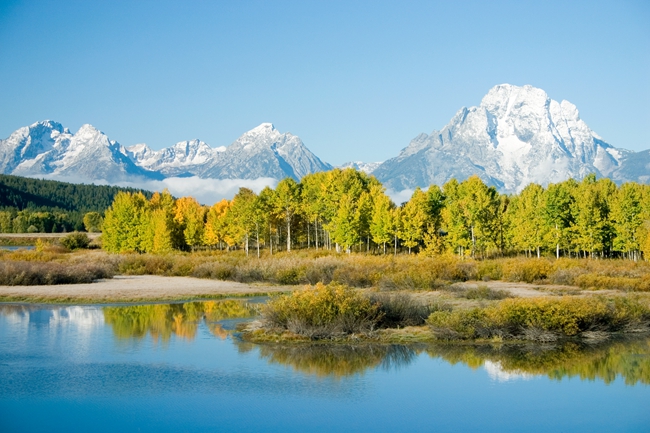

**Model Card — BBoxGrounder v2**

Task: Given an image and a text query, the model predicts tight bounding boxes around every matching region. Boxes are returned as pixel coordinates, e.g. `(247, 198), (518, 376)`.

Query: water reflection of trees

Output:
(254, 344), (419, 378)
(103, 300), (256, 342)
(248, 338), (650, 384)
(426, 338), (650, 385)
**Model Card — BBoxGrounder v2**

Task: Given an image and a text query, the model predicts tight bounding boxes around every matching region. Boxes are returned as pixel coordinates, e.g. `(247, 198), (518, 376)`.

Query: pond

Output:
(0, 300), (648, 432)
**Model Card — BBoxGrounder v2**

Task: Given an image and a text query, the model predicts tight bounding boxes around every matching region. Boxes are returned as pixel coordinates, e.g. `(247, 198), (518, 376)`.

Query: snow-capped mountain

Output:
(198, 123), (332, 180)
(373, 84), (637, 192)
(123, 123), (332, 180)
(338, 161), (383, 174)
(0, 121), (161, 182)
(123, 139), (225, 177)
(0, 121), (331, 184)
(2, 86), (647, 195)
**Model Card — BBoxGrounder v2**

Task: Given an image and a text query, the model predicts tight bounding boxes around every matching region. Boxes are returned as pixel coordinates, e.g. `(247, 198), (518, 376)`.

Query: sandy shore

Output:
(0, 275), (297, 303)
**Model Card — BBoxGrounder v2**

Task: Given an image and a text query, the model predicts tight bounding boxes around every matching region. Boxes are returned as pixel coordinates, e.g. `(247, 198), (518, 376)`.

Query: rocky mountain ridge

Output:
(1, 84), (648, 194)
(372, 84), (647, 192)
(0, 121), (331, 183)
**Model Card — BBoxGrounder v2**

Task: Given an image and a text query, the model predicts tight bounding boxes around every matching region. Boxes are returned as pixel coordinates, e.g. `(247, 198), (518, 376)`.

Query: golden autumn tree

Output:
(204, 199), (231, 250)
(174, 196), (206, 251)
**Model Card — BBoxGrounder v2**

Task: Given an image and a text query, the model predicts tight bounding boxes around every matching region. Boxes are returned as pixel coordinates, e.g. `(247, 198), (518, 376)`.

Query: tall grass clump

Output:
(368, 292), (442, 328)
(461, 285), (513, 300)
(60, 232), (91, 250)
(0, 261), (114, 285)
(427, 296), (650, 341)
(260, 283), (381, 339)
(501, 258), (552, 283)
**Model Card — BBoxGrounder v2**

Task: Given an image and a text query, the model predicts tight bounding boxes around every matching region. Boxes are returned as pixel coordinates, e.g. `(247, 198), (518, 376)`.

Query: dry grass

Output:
(427, 296), (650, 341)
(0, 260), (114, 285)
(4, 248), (650, 293)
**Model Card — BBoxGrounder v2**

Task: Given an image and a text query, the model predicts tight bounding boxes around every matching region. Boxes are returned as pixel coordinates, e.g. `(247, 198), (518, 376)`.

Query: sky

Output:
(0, 0), (649, 166)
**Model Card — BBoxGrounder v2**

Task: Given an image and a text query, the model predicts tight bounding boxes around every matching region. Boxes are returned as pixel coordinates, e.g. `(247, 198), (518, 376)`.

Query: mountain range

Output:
(373, 84), (649, 192)
(1, 84), (648, 197)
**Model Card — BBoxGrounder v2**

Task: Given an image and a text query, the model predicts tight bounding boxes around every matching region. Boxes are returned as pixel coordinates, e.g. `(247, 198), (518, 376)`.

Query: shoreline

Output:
(0, 275), (296, 304)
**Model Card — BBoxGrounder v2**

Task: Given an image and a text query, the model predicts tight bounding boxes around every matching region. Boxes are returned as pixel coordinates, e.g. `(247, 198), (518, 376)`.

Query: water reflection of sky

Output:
(0, 303), (649, 433)
(483, 360), (535, 382)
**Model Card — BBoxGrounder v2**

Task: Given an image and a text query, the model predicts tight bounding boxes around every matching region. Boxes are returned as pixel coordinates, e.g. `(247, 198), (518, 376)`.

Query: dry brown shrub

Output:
(0, 260), (114, 285)
(501, 258), (552, 283)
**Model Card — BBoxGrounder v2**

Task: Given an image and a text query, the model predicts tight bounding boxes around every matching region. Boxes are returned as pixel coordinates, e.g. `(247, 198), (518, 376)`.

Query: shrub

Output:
(368, 292), (435, 328)
(60, 232), (91, 250)
(260, 283), (382, 339)
(0, 261), (114, 285)
(477, 261), (503, 281)
(192, 262), (234, 280)
(501, 258), (552, 283)
(462, 285), (513, 300)
(427, 296), (650, 341)
(427, 308), (491, 340)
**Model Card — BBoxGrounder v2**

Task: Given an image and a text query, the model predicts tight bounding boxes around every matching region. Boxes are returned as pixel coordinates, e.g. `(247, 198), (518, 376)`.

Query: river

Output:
(0, 300), (648, 432)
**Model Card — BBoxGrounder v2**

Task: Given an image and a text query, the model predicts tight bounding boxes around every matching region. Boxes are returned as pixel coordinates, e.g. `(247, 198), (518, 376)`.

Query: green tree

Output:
(399, 187), (429, 254)
(543, 180), (576, 258)
(508, 183), (546, 257)
(457, 176), (499, 257)
(370, 185), (394, 254)
(331, 193), (360, 253)
(441, 179), (471, 257)
(229, 188), (258, 256)
(102, 192), (149, 253)
(83, 212), (104, 232)
(571, 174), (607, 258)
(612, 182), (643, 259)
(274, 178), (301, 252)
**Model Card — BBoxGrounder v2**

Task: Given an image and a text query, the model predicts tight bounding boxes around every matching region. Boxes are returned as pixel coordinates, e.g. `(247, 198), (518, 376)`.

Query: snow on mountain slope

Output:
(199, 123), (332, 180)
(124, 139), (221, 177)
(1, 121), (331, 185)
(0, 121), (160, 182)
(373, 84), (634, 193)
(2, 89), (647, 195)
(338, 161), (383, 174)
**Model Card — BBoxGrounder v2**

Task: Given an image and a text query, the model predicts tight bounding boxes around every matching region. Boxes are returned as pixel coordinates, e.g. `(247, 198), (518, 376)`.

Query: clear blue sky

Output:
(1, 0), (648, 165)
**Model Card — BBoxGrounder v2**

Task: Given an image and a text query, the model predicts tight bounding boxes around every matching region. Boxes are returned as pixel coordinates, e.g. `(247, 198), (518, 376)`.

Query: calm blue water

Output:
(0, 302), (648, 433)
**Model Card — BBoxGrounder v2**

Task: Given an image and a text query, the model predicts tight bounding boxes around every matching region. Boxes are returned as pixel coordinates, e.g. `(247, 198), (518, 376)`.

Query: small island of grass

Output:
(240, 282), (650, 344)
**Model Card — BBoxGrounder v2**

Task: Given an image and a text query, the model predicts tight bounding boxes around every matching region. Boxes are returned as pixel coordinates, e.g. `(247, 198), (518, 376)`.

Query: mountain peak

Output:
(28, 120), (64, 133)
(480, 83), (550, 113)
(373, 84), (638, 193)
(249, 123), (276, 133)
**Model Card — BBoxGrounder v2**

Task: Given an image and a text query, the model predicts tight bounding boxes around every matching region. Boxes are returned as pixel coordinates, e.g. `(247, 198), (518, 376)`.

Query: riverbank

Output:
(0, 275), (296, 304)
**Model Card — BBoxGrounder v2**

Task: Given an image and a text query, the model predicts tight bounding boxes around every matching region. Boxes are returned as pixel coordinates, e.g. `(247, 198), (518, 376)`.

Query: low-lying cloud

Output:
(117, 177), (279, 205)
(35, 174), (278, 205)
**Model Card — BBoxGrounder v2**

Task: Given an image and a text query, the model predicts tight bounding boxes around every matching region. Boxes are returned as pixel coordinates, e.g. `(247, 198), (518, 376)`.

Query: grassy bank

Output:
(4, 248), (650, 292)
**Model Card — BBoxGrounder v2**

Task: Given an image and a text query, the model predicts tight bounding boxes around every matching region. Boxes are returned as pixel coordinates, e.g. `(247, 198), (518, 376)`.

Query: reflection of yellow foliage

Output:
(204, 300), (256, 321)
(255, 344), (418, 379)
(208, 323), (229, 340)
(103, 300), (256, 342)
(427, 338), (650, 385)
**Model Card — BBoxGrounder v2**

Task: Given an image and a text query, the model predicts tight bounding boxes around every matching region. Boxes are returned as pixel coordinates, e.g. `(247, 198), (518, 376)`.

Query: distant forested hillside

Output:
(0, 174), (153, 233)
